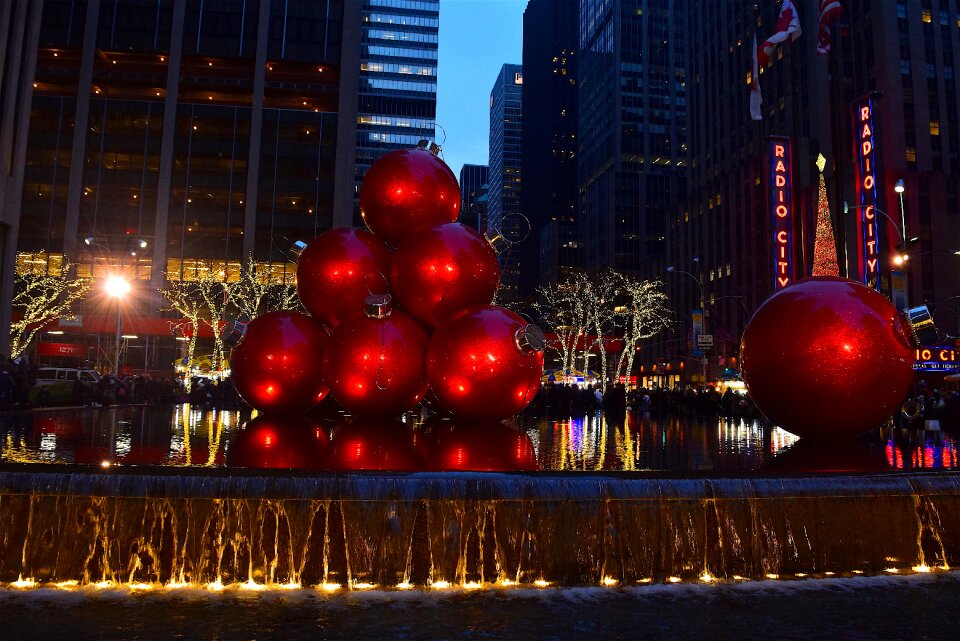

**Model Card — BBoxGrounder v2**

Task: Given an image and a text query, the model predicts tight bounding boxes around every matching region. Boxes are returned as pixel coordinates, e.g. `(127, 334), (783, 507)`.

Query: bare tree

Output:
(269, 282), (303, 313)
(610, 273), (672, 384)
(231, 253), (271, 321)
(9, 259), (91, 358)
(159, 278), (204, 380)
(533, 272), (593, 377)
(585, 272), (619, 392)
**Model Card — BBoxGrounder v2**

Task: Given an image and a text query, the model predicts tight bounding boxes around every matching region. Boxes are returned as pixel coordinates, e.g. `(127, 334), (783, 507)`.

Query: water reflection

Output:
(1, 406), (958, 473)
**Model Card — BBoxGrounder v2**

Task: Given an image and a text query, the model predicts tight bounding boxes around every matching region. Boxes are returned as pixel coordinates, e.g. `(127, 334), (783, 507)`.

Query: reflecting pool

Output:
(1, 405), (956, 473)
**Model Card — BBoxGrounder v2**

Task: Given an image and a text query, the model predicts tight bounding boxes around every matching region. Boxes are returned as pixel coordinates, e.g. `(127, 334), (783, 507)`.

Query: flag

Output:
(758, 0), (802, 67)
(750, 34), (762, 120)
(817, 0), (843, 56)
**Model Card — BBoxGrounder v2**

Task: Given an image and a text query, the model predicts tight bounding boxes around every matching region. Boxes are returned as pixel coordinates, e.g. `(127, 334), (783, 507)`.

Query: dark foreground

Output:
(2, 572), (959, 641)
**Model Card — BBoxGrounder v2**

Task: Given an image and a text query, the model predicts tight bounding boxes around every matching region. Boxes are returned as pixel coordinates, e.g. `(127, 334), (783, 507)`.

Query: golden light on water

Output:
(699, 572), (715, 583)
(462, 581), (483, 590)
(396, 582), (413, 590)
(764, 574), (780, 580)
(166, 581), (189, 589)
(279, 582), (301, 590)
(206, 580), (225, 591)
(93, 581), (114, 589)
(11, 576), (36, 589)
(533, 580), (550, 588)
(54, 580), (79, 589)
(430, 581), (450, 589)
(352, 582), (376, 590)
(498, 579), (515, 587)
(601, 576), (619, 586)
(732, 576), (748, 581)
(128, 582), (154, 591)
(912, 565), (931, 573)
(321, 583), (341, 592)
(667, 576), (682, 583)
(241, 580), (266, 591)
(884, 568), (900, 574)
(637, 578), (653, 584)
(794, 573), (807, 578)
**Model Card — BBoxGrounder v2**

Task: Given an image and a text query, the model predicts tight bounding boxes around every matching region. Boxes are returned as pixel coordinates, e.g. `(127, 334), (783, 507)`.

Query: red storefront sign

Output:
(36, 342), (87, 358)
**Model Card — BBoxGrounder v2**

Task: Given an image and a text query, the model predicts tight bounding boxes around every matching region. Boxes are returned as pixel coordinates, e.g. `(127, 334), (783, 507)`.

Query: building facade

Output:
(488, 63), (523, 302)
(355, 0), (439, 224)
(4, 0), (362, 366)
(458, 163), (488, 233)
(520, 0), (580, 296)
(577, 0), (688, 282)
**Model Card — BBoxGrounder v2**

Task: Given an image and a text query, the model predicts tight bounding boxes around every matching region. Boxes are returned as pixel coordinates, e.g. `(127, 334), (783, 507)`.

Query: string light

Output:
(811, 171), (840, 276)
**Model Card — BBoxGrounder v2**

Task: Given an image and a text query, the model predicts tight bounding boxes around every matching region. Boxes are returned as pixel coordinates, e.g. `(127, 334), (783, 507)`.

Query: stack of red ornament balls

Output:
(230, 146), (545, 421)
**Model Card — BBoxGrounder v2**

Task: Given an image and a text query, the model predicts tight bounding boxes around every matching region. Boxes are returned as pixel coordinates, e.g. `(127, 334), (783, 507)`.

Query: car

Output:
(34, 368), (101, 387)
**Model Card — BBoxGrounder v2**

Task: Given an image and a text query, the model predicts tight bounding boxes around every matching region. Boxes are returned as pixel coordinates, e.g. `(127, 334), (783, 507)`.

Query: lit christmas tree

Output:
(812, 169), (840, 277)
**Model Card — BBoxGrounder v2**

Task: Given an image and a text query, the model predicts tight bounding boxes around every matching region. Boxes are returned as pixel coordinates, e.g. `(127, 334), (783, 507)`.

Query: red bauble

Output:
(329, 418), (422, 471)
(296, 228), (392, 328)
(427, 420), (538, 471)
(231, 311), (329, 414)
(427, 305), (545, 419)
(323, 308), (429, 417)
(228, 415), (329, 470)
(741, 277), (915, 440)
(389, 223), (500, 329)
(359, 148), (460, 247)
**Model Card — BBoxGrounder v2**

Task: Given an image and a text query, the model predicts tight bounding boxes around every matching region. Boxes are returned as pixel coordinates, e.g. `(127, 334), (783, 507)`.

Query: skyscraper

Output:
(355, 0), (439, 223)
(520, 0), (580, 295)
(577, 0), (688, 281)
(4, 0), (361, 363)
(459, 163), (488, 233)
(488, 63), (523, 302)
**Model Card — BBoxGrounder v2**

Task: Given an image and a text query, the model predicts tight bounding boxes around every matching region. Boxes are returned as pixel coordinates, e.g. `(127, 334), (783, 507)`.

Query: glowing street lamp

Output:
(105, 276), (131, 376)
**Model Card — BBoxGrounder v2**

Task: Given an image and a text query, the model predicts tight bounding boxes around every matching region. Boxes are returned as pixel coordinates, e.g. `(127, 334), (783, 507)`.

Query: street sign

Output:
(697, 334), (714, 348)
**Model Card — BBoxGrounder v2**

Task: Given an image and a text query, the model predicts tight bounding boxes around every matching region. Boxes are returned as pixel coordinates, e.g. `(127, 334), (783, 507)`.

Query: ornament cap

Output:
(416, 139), (442, 156)
(222, 320), (248, 346)
(486, 231), (511, 254)
(291, 240), (308, 258)
(514, 323), (546, 354)
(364, 293), (393, 318)
(904, 305), (938, 346)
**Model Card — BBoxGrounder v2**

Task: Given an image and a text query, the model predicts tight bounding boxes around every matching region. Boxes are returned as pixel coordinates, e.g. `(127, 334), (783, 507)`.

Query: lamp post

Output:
(894, 179), (907, 249)
(105, 275), (131, 376)
(667, 260), (707, 385)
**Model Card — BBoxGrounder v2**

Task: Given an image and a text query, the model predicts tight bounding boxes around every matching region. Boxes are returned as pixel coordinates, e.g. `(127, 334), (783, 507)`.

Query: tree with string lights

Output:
(9, 258), (91, 359)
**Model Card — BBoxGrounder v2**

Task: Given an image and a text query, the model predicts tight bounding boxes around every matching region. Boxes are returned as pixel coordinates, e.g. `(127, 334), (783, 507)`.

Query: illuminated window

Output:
(921, 9), (932, 23)
(906, 147), (917, 162)
(930, 120), (941, 135)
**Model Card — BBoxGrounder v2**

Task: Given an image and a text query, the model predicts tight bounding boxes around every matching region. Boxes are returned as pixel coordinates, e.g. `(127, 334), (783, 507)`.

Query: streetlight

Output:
(667, 261), (707, 384)
(894, 179), (907, 249)
(105, 275), (131, 377)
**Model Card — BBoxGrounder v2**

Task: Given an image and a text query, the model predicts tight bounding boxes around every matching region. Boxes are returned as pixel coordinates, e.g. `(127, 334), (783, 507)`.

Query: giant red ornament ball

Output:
(389, 222), (500, 329)
(295, 228), (392, 328)
(231, 311), (330, 414)
(740, 276), (915, 440)
(323, 300), (429, 417)
(427, 305), (545, 420)
(359, 148), (460, 247)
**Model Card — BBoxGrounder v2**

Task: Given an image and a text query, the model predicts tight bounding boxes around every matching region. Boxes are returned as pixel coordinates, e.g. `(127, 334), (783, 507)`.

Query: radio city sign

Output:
(913, 347), (959, 372)
(768, 137), (794, 289)
(852, 95), (884, 291)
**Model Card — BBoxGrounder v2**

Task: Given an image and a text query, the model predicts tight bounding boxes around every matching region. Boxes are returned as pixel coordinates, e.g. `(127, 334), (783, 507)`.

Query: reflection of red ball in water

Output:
(427, 306), (545, 420)
(359, 148), (460, 247)
(295, 228), (392, 328)
(323, 307), (429, 417)
(228, 415), (329, 470)
(231, 311), (329, 414)
(329, 418), (422, 471)
(427, 420), (538, 471)
(763, 439), (890, 473)
(741, 277), (915, 440)
(389, 223), (500, 329)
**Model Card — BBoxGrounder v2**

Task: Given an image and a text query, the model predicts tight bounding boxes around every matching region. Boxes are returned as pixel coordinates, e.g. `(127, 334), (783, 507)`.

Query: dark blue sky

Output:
(436, 0), (525, 179)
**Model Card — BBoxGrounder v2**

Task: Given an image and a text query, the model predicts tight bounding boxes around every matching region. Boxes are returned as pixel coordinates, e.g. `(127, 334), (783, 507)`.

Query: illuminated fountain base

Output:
(1, 471), (958, 588)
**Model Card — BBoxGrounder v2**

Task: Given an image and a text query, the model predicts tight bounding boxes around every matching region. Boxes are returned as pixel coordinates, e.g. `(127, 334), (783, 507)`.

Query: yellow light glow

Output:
(104, 275), (132, 298)
(824, 572), (835, 576)
(352, 582), (375, 590)
(912, 565), (931, 573)
(430, 581), (450, 589)
(699, 572), (715, 583)
(128, 582), (154, 591)
(533, 580), (550, 588)
(637, 578), (652, 584)
(667, 576), (682, 583)
(280, 582), (301, 590)
(321, 583), (341, 592)
(852, 570), (863, 575)
(795, 573), (807, 578)
(764, 574), (779, 580)
(498, 579), (514, 587)
(11, 576), (36, 589)
(100, 461), (111, 468)
(602, 576), (619, 586)
(884, 568), (899, 574)
(396, 582), (413, 590)
(462, 581), (483, 590)
(93, 581), (113, 589)
(732, 576), (748, 581)
(206, 580), (225, 591)
(166, 581), (189, 589)
(241, 580), (266, 591)
(55, 580), (79, 589)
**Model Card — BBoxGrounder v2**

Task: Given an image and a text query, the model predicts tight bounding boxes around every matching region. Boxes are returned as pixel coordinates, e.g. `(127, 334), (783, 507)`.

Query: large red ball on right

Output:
(740, 277), (915, 440)
(359, 148), (460, 247)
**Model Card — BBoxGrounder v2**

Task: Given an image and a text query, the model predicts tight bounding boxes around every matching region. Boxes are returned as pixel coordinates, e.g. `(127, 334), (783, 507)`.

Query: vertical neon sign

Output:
(768, 136), (794, 289)
(853, 95), (883, 290)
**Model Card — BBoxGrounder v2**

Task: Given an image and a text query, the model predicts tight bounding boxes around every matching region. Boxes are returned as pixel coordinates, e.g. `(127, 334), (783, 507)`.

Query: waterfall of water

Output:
(1, 471), (958, 588)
